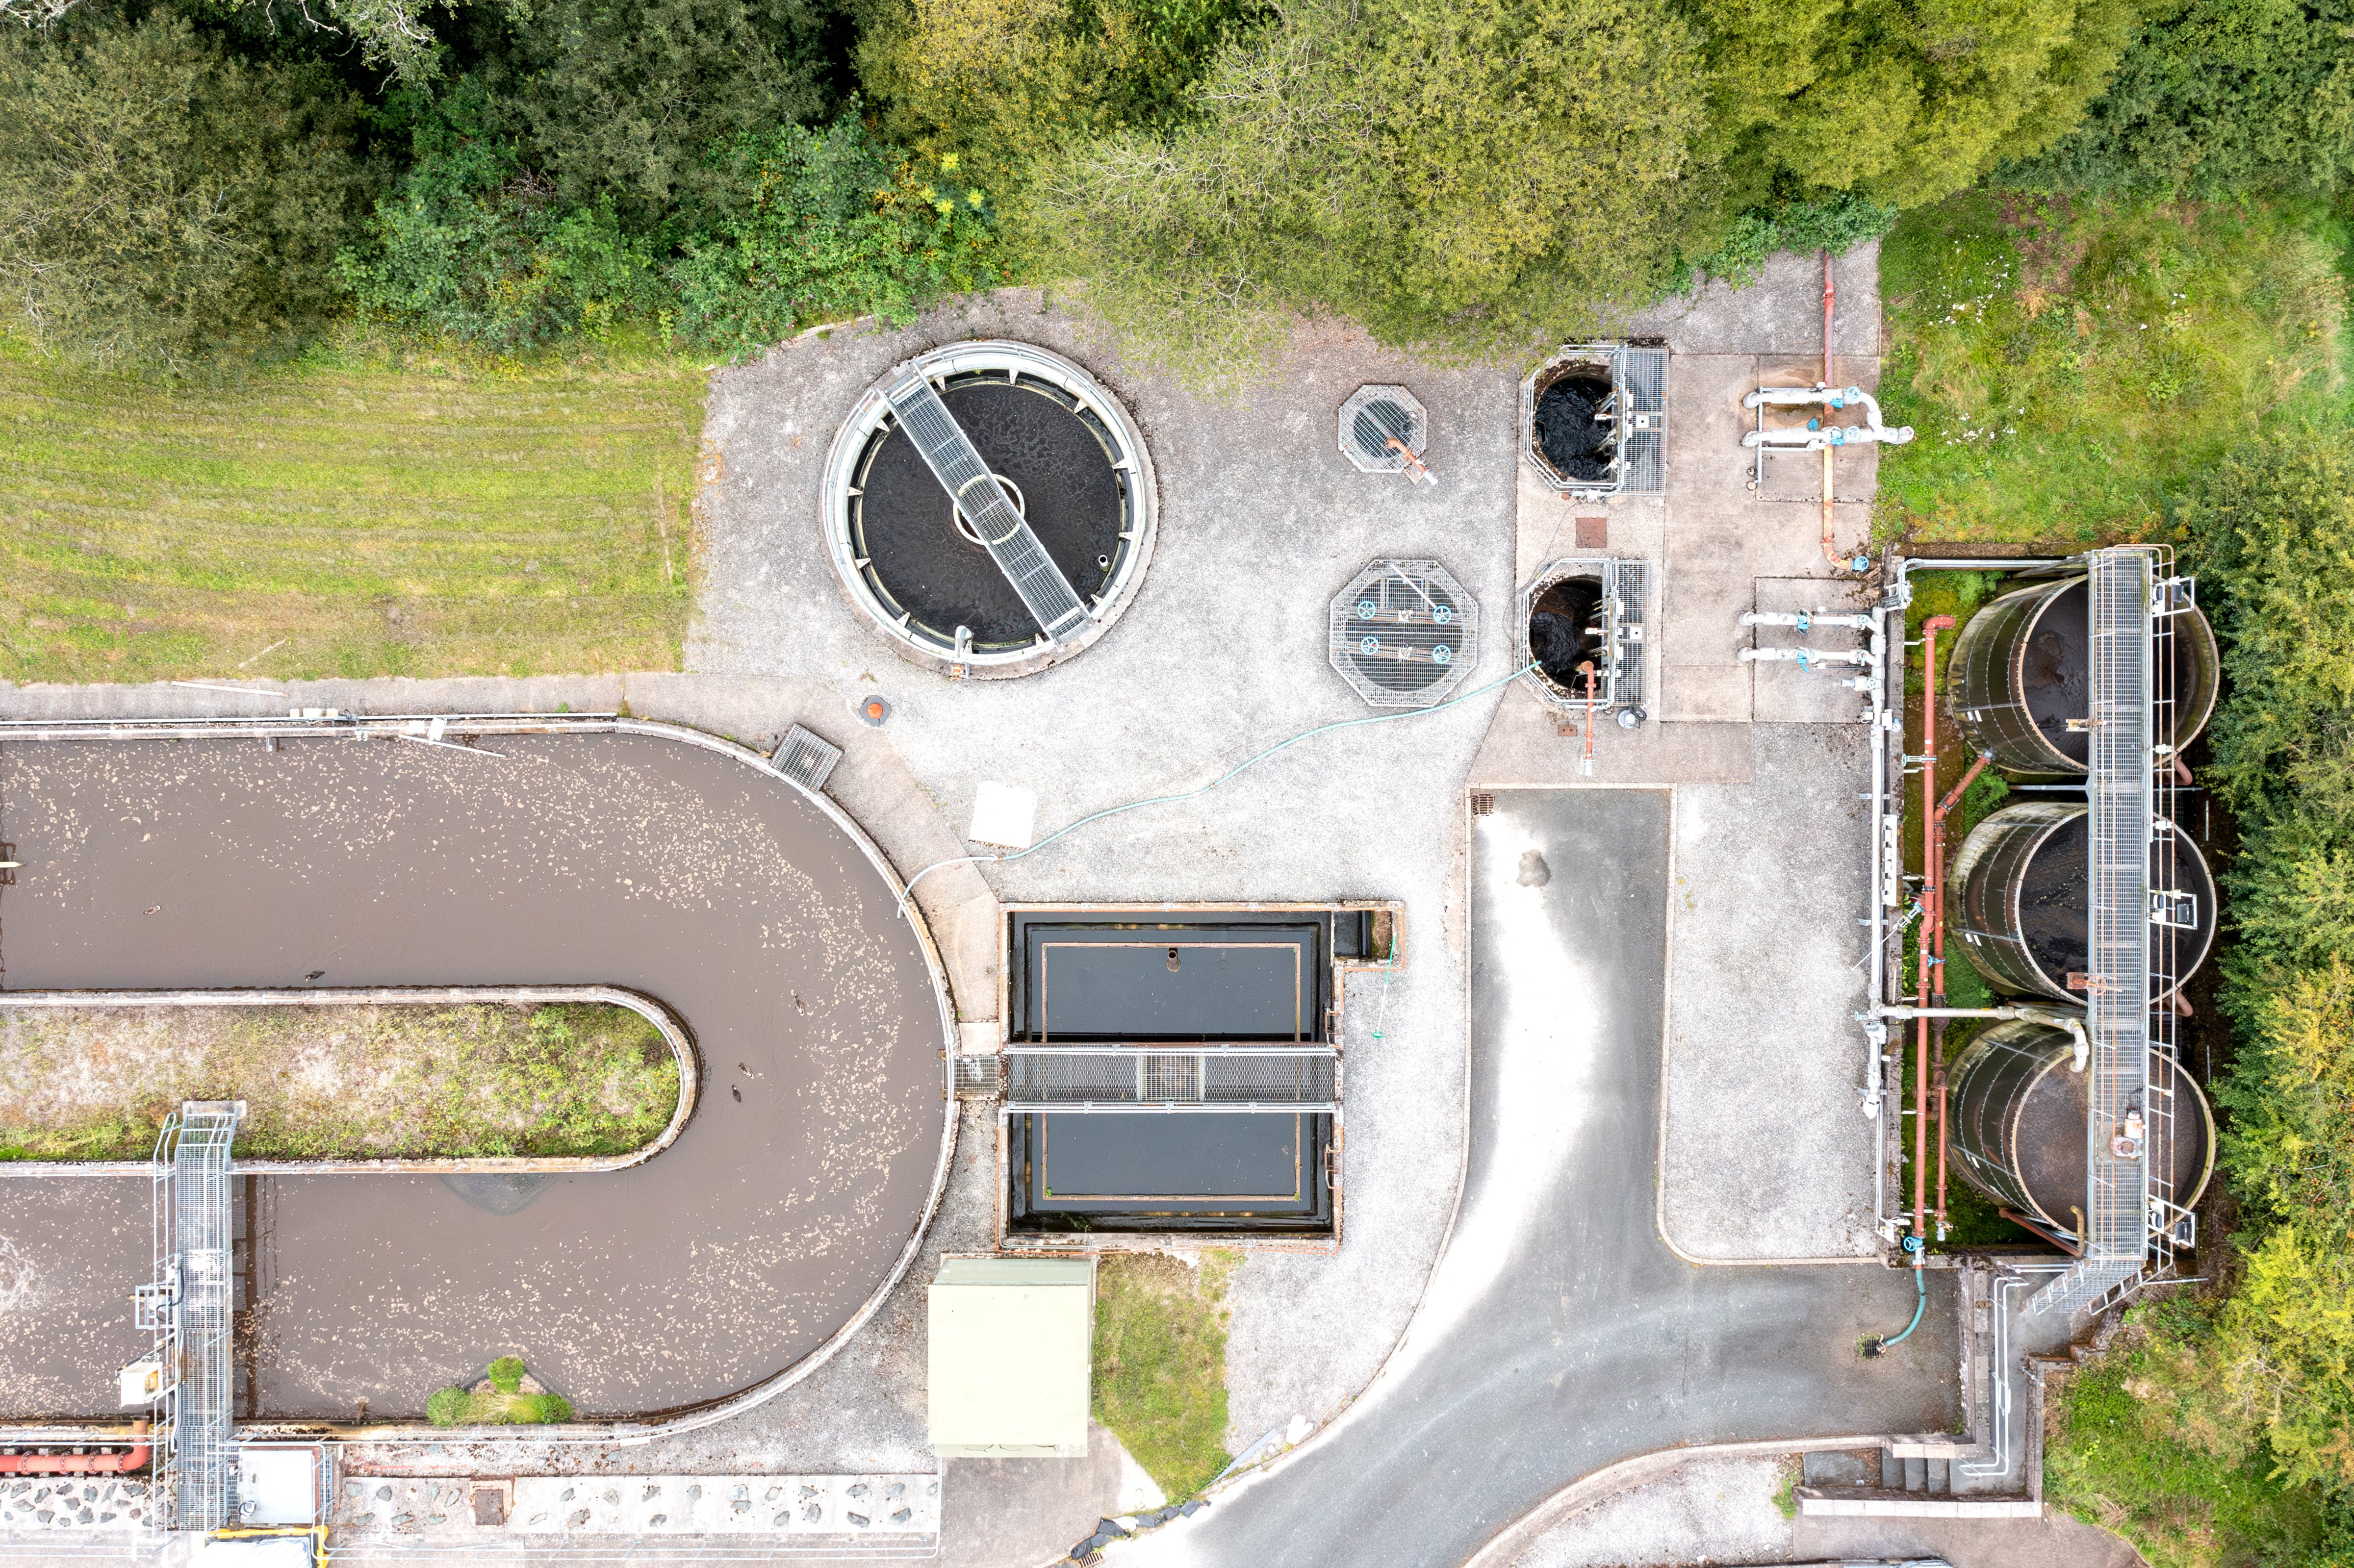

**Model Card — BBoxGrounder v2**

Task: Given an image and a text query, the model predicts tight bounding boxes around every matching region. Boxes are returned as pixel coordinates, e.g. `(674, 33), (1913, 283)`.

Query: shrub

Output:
(486, 1355), (527, 1393)
(2001, 0), (2354, 199)
(1029, 0), (1710, 370)
(489, 0), (835, 225)
(0, 14), (370, 369)
(335, 81), (662, 351)
(669, 113), (997, 352)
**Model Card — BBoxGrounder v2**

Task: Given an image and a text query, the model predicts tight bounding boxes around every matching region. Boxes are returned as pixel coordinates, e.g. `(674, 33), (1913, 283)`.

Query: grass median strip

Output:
(0, 332), (701, 684)
(0, 1002), (679, 1161)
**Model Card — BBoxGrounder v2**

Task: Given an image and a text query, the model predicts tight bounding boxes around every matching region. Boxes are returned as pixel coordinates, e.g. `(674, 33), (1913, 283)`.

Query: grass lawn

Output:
(1092, 1250), (1239, 1501)
(2047, 1301), (2334, 1568)
(0, 332), (701, 684)
(0, 1001), (679, 1160)
(1876, 194), (2347, 544)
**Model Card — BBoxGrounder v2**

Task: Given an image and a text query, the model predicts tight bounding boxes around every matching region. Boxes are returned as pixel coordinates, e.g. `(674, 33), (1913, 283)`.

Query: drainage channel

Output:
(0, 719), (955, 1432)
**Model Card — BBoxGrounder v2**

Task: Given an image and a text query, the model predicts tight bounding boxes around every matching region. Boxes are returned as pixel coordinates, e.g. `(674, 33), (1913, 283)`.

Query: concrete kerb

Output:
(0, 709), (963, 1451)
(0, 985), (701, 1178)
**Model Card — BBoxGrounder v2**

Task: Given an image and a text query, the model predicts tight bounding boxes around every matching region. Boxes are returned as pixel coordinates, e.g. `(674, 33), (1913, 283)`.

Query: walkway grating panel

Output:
(882, 373), (1091, 644)
(151, 1099), (243, 1531)
(2033, 548), (2153, 1316)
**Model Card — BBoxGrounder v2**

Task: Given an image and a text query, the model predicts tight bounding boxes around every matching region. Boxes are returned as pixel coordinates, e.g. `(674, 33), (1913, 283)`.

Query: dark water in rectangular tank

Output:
(1004, 912), (1339, 1235)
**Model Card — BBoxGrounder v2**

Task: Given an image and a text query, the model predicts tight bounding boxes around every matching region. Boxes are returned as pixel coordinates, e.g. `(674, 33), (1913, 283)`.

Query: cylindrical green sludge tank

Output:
(1947, 1019), (2215, 1234)
(1948, 576), (2218, 776)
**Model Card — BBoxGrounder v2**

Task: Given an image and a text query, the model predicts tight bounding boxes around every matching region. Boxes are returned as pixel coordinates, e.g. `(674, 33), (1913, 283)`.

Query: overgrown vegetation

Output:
(0, 1002), (679, 1160)
(0, 331), (696, 682)
(2031, 432), (2354, 1563)
(427, 1354), (574, 1425)
(1876, 193), (2345, 544)
(1091, 1250), (1237, 1500)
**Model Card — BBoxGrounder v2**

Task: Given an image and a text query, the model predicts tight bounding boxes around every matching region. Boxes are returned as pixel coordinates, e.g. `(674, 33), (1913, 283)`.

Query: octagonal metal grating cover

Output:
(1338, 385), (1428, 474)
(1329, 558), (1479, 708)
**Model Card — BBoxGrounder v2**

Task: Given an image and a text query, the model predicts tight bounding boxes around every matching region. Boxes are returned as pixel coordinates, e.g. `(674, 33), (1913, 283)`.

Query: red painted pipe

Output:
(0, 1420), (149, 1474)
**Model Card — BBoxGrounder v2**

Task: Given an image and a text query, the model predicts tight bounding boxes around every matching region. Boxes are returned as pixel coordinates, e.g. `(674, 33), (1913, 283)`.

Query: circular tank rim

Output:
(821, 339), (1160, 679)
(1951, 576), (2224, 777)
(2007, 1041), (2219, 1231)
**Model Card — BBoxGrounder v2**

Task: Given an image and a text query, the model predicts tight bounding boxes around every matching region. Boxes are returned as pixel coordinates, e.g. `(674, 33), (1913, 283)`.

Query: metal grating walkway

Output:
(1617, 349), (1667, 495)
(882, 372), (1091, 645)
(2033, 550), (2152, 1315)
(1004, 1047), (1339, 1111)
(150, 1100), (243, 1530)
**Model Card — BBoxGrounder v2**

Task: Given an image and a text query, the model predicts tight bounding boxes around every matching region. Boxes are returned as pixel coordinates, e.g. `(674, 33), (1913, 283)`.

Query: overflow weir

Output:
(0, 715), (956, 1435)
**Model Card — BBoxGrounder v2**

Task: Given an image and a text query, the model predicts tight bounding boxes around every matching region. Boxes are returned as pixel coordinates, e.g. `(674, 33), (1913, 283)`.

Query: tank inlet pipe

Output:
(894, 661), (1541, 915)
(1910, 614), (1957, 1243)
(0, 1421), (149, 1475)
(1871, 1006), (2091, 1072)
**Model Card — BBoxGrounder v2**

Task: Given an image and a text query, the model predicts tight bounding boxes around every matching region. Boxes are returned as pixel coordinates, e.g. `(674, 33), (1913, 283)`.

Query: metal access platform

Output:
(1871, 547), (2201, 1315)
(882, 369), (1092, 646)
(142, 1100), (244, 1533)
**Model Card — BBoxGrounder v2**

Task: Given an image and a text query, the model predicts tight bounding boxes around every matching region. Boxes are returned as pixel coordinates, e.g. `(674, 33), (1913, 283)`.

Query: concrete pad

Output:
(1469, 683), (1754, 786)
(1748, 579), (1879, 726)
(1794, 1509), (2143, 1568)
(1504, 1455), (1793, 1568)
(1659, 663), (1751, 725)
(1661, 353), (1769, 513)
(1661, 724), (1879, 1261)
(1622, 241), (1885, 356)
(688, 288), (1505, 1455)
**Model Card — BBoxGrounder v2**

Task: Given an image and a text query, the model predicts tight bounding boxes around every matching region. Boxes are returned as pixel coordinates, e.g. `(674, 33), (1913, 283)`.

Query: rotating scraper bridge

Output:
(0, 714), (958, 1529)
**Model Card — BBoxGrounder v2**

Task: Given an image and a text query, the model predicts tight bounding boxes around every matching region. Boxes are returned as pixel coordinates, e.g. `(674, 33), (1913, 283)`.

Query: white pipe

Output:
(1739, 609), (1875, 632)
(1737, 645), (1875, 669)
(1863, 595), (1892, 1136)
(1873, 1005), (2091, 1072)
(1740, 384), (1914, 449)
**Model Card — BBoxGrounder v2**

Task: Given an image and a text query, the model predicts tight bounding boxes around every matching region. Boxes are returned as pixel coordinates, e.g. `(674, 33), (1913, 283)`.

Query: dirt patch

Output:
(0, 1003), (678, 1161)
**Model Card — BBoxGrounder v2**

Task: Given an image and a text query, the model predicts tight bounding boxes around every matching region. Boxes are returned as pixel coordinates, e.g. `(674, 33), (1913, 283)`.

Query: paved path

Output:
(0, 725), (952, 1424)
(1133, 787), (1957, 1568)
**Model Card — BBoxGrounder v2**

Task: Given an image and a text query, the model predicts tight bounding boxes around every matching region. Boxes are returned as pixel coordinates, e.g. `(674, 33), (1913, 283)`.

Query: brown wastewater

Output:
(0, 732), (951, 1426)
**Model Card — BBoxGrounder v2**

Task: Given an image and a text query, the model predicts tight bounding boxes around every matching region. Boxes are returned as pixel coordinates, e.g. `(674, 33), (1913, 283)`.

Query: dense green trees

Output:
(2177, 431), (2354, 1496)
(0, 13), (370, 368)
(1028, 0), (1709, 363)
(2006, 0), (2354, 197)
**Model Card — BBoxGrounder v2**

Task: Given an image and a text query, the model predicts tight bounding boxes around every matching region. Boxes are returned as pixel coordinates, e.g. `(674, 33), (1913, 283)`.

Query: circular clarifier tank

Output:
(1949, 576), (2218, 775)
(823, 341), (1158, 677)
(1952, 801), (2219, 1006)
(1947, 1018), (2215, 1234)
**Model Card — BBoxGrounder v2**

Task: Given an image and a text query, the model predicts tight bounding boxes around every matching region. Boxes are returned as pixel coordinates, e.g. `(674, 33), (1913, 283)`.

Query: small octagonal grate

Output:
(1329, 558), (1479, 708)
(1339, 385), (1428, 474)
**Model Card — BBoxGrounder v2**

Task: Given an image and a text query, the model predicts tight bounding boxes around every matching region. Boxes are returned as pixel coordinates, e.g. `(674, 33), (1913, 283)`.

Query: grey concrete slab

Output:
(1503, 1454), (1792, 1568)
(1661, 354), (1770, 514)
(1661, 727), (1880, 1262)
(688, 288), (1515, 1455)
(1622, 243), (1885, 357)
(1468, 688), (1754, 788)
(1794, 1510), (2143, 1568)
(1123, 788), (1956, 1568)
